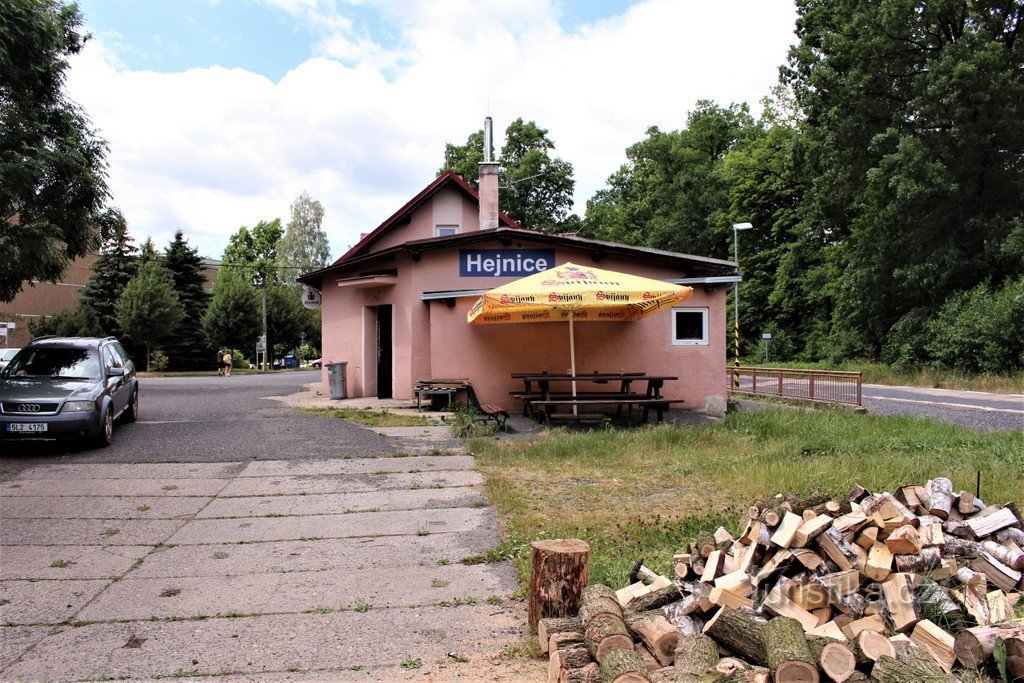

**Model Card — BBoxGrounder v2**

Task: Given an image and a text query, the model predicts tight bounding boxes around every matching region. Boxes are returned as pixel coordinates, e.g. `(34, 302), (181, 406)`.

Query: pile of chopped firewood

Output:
(539, 478), (1023, 682)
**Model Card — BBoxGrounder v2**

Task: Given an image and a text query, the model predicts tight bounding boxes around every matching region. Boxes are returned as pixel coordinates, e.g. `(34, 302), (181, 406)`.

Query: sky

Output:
(67, 0), (799, 261)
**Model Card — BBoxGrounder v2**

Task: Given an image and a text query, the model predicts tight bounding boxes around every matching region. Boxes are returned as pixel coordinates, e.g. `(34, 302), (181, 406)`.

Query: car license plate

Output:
(8, 423), (47, 433)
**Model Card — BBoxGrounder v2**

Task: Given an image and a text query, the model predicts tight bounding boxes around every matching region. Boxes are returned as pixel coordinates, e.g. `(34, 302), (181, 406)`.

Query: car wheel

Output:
(94, 408), (113, 448)
(123, 386), (139, 423)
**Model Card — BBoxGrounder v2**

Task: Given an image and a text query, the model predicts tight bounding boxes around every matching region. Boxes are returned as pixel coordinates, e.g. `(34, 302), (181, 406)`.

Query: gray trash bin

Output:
(327, 361), (348, 399)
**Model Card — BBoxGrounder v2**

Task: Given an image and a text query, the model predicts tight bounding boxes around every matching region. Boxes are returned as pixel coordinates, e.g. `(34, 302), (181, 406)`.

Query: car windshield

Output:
(4, 347), (102, 380)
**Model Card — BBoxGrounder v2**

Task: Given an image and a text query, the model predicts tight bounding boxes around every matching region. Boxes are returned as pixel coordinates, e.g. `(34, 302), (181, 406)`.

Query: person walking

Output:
(222, 349), (233, 376)
(216, 348), (228, 376)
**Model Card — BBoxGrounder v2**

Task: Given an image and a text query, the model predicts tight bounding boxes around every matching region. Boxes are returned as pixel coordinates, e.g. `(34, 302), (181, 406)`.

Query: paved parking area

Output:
(0, 374), (541, 680)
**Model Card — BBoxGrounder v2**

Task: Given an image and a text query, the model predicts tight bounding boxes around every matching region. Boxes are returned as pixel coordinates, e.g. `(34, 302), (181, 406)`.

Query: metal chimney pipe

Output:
(483, 116), (493, 163)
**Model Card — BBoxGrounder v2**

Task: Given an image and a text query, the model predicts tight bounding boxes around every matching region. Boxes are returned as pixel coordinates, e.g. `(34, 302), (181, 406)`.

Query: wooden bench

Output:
(465, 384), (510, 432)
(531, 398), (686, 425)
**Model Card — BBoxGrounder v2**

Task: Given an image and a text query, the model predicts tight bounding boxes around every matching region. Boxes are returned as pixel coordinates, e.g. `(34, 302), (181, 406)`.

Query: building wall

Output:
(368, 187), (481, 253)
(319, 236), (728, 412)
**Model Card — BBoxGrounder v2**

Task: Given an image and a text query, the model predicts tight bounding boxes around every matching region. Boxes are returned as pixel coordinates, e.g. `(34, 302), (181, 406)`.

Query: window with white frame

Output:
(436, 225), (459, 237)
(671, 307), (708, 345)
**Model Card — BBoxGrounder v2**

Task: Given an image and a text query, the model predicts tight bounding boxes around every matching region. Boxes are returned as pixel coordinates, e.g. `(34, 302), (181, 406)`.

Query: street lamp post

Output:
(732, 222), (753, 388)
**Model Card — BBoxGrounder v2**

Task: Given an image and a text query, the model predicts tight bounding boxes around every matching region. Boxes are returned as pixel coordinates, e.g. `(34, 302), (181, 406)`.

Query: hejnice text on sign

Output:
(460, 249), (555, 277)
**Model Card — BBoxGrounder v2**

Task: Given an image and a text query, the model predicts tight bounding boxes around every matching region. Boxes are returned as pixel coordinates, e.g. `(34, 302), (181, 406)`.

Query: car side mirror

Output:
(108, 367), (125, 377)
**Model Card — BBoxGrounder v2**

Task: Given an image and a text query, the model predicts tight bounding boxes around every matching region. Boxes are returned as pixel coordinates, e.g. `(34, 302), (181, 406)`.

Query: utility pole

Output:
(732, 223), (753, 389)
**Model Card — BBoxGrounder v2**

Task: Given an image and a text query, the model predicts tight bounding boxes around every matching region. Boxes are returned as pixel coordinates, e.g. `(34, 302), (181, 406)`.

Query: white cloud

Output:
(67, 0), (797, 260)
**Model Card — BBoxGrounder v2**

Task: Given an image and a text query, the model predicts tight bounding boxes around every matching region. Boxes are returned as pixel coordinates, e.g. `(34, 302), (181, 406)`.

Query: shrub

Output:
(448, 403), (497, 438)
(926, 277), (1024, 373)
(150, 350), (170, 371)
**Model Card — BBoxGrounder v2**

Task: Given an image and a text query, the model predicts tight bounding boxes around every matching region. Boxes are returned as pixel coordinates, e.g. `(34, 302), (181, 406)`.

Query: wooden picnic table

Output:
(512, 372), (681, 424)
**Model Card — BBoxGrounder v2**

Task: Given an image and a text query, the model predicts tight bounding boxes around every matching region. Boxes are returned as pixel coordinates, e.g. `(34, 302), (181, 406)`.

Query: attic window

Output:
(436, 225), (459, 237)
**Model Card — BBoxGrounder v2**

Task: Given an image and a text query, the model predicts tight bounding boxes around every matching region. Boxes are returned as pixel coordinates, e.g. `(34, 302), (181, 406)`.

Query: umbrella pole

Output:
(569, 313), (578, 416)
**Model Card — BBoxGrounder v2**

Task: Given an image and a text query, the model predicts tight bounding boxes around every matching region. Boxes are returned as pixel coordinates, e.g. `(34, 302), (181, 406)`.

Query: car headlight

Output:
(62, 400), (97, 413)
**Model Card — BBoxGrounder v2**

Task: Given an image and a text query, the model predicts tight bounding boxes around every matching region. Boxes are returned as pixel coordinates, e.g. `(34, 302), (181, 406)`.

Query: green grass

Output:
(298, 406), (435, 427)
(471, 409), (1023, 588)
(745, 359), (1024, 393)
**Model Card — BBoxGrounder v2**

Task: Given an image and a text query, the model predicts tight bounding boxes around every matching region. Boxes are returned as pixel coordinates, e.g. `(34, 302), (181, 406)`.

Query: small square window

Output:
(672, 307), (708, 346)
(436, 225), (458, 237)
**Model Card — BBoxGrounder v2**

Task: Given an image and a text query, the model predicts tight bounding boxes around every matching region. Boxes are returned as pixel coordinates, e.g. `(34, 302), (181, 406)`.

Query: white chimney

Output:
(478, 116), (500, 230)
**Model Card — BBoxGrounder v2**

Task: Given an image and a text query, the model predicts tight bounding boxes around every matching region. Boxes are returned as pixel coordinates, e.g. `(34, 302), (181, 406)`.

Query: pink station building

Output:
(299, 122), (740, 416)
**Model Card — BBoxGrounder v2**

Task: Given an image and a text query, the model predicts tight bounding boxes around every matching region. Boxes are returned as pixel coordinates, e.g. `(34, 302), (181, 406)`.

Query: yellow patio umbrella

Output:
(468, 262), (694, 411)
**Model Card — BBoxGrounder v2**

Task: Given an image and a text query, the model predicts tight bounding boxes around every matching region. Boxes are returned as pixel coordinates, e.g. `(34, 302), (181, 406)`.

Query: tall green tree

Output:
(583, 101), (756, 258)
(221, 219), (283, 368)
(784, 0), (1024, 358)
(202, 270), (260, 354)
(440, 119), (576, 232)
(29, 302), (103, 338)
(116, 260), (184, 371)
(1, 0), (110, 301)
(163, 230), (210, 369)
(278, 192), (330, 280)
(80, 208), (137, 335)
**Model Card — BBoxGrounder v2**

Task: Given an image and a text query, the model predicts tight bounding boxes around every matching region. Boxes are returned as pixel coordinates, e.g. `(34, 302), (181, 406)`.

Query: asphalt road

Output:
(862, 383), (1024, 432)
(1, 371), (395, 476)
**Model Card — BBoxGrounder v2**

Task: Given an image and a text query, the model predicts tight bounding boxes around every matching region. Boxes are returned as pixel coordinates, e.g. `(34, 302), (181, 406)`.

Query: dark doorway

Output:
(376, 305), (393, 399)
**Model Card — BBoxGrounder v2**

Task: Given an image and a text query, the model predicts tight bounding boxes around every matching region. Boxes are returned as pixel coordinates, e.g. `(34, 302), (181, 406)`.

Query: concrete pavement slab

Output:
(0, 495), (210, 519)
(370, 426), (454, 441)
(0, 545), (152, 580)
(128, 534), (500, 579)
(196, 487), (484, 518)
(237, 455), (475, 477)
(9, 462), (245, 480)
(216, 470), (482, 497)
(0, 625), (63, 671)
(166, 507), (494, 545)
(0, 578), (110, 625)
(1, 518), (186, 546)
(77, 562), (514, 621)
(1, 605), (525, 681)
(0, 477), (229, 497)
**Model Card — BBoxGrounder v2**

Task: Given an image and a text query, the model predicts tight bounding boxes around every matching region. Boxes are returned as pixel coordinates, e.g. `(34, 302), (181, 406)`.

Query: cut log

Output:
(624, 611), (678, 666)
(854, 628), (896, 663)
(840, 614), (887, 641)
(562, 662), (601, 683)
(812, 576), (867, 618)
(697, 531), (718, 558)
(982, 539), (1024, 571)
(701, 550), (724, 583)
(891, 640), (950, 677)
(580, 584), (625, 626)
(624, 583), (682, 614)
(760, 504), (788, 527)
(817, 527), (860, 571)
(673, 632), (720, 680)
(987, 588), (1014, 623)
(633, 643), (661, 673)
(529, 539), (591, 629)
(908, 619), (955, 673)
(664, 613), (703, 636)
(927, 477), (953, 520)
(818, 642), (857, 683)
(791, 549), (826, 572)
(550, 643), (593, 682)
(540, 616), (583, 654)
(763, 576), (821, 632)
(869, 655), (955, 682)
(793, 515), (833, 548)
(915, 582), (961, 622)
(996, 527), (1024, 546)
(958, 490), (980, 515)
(764, 616), (819, 682)
(880, 573), (921, 633)
(884, 526), (921, 555)
(702, 606), (769, 666)
(952, 619), (1024, 669)
(893, 547), (941, 573)
(855, 526), (879, 551)
(971, 551), (1023, 591)
(863, 543), (893, 582)
(942, 536), (981, 559)
(817, 569), (860, 596)
(584, 613), (634, 663)
(597, 646), (650, 682)
(807, 621), (848, 642)
(771, 511), (804, 549)
(662, 583), (712, 620)
(709, 587), (754, 610)
(965, 506), (1019, 538)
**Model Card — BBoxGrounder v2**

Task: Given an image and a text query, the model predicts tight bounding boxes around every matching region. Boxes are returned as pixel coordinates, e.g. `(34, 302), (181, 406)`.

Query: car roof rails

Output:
(30, 335), (57, 341)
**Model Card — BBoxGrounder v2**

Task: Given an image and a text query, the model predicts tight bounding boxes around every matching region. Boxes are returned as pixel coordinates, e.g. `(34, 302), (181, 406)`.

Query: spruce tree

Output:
(80, 208), (137, 335)
(163, 230), (210, 369)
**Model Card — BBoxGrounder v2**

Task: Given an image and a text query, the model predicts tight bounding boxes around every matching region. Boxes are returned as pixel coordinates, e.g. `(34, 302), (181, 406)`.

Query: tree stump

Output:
(529, 539), (591, 629)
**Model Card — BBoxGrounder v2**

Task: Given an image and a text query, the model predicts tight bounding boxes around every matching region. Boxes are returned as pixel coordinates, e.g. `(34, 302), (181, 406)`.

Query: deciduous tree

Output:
(278, 192), (330, 280)
(1, 0), (110, 301)
(115, 260), (184, 371)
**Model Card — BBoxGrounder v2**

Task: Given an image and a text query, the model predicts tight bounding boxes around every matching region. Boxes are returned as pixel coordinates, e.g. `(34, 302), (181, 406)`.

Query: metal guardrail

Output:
(728, 366), (863, 407)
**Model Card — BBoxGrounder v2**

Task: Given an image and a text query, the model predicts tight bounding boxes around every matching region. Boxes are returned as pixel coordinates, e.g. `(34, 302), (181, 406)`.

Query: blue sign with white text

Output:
(459, 249), (555, 277)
